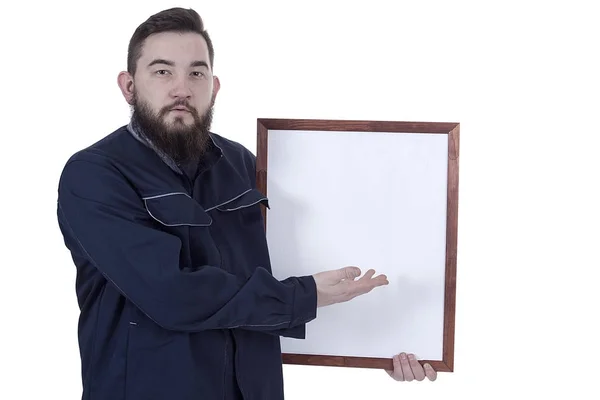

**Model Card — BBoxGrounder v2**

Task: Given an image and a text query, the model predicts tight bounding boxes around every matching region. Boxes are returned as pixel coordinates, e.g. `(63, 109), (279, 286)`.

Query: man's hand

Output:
(386, 352), (437, 382)
(312, 267), (388, 307)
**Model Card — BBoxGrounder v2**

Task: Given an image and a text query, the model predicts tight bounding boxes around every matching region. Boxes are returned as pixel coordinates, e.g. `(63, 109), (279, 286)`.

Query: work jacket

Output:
(56, 122), (318, 400)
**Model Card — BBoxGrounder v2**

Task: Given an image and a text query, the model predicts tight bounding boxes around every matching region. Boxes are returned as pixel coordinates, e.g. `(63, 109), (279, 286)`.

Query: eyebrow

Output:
(147, 59), (210, 69)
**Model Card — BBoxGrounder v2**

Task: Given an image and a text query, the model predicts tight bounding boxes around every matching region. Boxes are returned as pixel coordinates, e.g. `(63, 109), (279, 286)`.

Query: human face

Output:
(118, 31), (220, 162)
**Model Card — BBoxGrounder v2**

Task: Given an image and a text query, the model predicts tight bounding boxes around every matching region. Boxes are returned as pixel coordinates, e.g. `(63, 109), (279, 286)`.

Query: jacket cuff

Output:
(290, 275), (318, 328)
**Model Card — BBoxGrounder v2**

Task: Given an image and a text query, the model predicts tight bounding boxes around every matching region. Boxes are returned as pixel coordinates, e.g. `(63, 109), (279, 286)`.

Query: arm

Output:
(242, 149), (311, 339)
(57, 156), (317, 334)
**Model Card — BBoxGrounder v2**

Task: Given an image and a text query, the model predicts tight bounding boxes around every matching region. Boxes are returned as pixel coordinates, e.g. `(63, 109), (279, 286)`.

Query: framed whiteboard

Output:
(256, 118), (459, 372)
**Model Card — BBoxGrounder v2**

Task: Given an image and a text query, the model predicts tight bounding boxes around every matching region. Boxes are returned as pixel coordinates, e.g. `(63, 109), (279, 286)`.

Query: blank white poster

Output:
(266, 129), (449, 360)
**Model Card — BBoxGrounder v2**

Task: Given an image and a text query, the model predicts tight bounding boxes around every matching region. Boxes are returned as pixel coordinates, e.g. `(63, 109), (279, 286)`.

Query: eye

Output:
(192, 71), (206, 78)
(156, 70), (170, 76)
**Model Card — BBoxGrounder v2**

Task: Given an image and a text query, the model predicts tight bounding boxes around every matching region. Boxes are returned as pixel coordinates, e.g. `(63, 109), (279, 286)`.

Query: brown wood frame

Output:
(256, 118), (459, 372)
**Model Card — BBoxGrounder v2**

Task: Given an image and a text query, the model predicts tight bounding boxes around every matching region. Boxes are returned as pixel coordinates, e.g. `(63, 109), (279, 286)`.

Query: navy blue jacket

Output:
(57, 123), (318, 400)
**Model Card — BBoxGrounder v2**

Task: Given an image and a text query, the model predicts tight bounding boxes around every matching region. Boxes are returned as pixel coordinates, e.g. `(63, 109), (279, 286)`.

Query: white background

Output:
(1, 1), (599, 399)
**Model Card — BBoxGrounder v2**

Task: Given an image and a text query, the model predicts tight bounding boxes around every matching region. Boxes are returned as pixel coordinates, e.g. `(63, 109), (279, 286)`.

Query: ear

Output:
(211, 75), (221, 103)
(117, 71), (135, 105)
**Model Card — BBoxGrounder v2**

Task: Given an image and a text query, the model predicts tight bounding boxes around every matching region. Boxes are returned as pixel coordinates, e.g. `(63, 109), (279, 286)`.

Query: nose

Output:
(169, 74), (192, 99)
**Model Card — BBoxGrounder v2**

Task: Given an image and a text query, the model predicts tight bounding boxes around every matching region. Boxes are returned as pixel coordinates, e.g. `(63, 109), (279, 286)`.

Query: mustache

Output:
(160, 100), (197, 115)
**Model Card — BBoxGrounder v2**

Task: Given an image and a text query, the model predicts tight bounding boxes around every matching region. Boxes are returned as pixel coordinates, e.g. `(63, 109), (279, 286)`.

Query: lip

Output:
(170, 106), (190, 112)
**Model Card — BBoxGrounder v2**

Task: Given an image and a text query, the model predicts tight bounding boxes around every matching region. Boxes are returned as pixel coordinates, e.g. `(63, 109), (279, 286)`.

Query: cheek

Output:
(139, 90), (166, 111)
(139, 80), (167, 99)
(192, 93), (213, 110)
(193, 82), (214, 103)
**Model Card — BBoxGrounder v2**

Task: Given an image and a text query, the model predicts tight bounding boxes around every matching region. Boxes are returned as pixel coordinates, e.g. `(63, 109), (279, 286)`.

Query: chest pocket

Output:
(143, 192), (219, 269)
(143, 192), (212, 227)
(210, 189), (269, 227)
(207, 189), (271, 275)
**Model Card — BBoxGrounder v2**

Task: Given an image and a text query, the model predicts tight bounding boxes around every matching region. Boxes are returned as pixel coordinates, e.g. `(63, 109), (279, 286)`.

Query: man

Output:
(56, 7), (436, 400)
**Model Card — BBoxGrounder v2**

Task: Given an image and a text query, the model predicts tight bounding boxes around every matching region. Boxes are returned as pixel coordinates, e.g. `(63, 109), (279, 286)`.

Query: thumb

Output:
(338, 266), (361, 280)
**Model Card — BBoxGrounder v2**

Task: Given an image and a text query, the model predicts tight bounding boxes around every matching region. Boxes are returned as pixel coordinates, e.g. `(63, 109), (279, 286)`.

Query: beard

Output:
(131, 92), (214, 164)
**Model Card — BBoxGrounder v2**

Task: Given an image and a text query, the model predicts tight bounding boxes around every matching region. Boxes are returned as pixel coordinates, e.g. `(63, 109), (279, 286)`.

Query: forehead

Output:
(139, 31), (210, 65)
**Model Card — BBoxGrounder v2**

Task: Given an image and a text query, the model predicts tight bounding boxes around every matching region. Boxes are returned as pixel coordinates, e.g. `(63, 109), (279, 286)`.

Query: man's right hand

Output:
(312, 267), (389, 308)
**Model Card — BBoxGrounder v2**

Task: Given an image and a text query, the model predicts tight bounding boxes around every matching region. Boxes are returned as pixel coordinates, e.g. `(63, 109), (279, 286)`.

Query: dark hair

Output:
(127, 7), (214, 76)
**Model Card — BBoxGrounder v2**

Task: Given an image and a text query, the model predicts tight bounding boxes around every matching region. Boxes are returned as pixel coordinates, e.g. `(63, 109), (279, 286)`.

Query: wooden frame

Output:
(256, 118), (459, 372)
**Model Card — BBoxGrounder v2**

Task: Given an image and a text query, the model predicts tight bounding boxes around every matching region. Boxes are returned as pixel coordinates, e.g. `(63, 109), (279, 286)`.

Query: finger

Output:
(424, 363), (437, 381)
(361, 273), (389, 288)
(359, 269), (376, 280)
(349, 275), (389, 299)
(407, 354), (426, 381)
(399, 353), (414, 381)
(387, 354), (404, 381)
(357, 269), (388, 285)
(375, 274), (389, 285)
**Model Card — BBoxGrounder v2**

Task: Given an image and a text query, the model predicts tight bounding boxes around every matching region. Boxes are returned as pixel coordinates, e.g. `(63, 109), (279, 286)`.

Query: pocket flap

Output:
(213, 189), (269, 212)
(143, 192), (212, 226)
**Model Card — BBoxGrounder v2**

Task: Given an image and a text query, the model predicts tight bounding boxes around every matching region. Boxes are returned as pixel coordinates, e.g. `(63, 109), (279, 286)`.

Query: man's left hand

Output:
(385, 352), (437, 381)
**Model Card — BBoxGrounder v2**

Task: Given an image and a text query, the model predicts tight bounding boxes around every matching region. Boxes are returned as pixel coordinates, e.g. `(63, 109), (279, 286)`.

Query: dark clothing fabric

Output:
(56, 124), (318, 400)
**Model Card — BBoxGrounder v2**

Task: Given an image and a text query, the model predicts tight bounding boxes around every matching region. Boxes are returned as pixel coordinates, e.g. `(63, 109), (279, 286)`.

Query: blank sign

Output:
(256, 119), (459, 372)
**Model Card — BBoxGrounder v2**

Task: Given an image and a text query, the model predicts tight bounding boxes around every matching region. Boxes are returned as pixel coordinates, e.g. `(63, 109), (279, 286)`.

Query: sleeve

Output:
(243, 149), (313, 339)
(57, 157), (317, 333)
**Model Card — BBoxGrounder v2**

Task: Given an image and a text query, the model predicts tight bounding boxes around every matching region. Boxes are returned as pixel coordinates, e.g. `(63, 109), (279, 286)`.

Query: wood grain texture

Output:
(256, 120), (269, 224)
(257, 118), (458, 134)
(443, 124), (460, 372)
(282, 354), (453, 372)
(256, 118), (459, 372)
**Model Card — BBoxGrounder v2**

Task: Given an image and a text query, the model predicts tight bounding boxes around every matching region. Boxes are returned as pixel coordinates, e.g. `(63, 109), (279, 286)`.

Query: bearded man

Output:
(56, 7), (430, 400)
